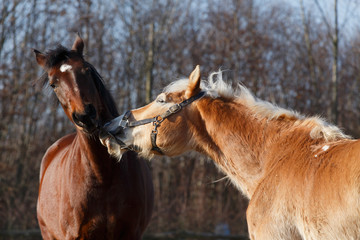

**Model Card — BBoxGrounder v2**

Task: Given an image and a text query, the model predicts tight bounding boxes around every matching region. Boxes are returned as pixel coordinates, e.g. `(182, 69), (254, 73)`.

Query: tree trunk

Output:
(145, 22), (154, 104)
(300, 0), (319, 110)
(331, 0), (339, 124)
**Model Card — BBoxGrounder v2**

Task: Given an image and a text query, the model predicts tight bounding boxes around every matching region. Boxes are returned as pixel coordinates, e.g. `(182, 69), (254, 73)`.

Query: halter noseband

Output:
(107, 91), (206, 154)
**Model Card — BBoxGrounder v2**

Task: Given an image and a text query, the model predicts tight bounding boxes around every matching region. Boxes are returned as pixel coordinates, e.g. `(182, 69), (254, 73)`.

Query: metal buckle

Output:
(169, 104), (181, 113)
(120, 119), (129, 128)
(154, 115), (164, 123)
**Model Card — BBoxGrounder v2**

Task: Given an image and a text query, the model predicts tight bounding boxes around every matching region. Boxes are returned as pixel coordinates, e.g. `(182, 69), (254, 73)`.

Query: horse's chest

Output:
(39, 166), (124, 238)
(55, 188), (123, 239)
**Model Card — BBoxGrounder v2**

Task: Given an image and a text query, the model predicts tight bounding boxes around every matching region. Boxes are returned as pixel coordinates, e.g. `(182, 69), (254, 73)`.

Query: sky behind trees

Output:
(1, 0), (360, 236)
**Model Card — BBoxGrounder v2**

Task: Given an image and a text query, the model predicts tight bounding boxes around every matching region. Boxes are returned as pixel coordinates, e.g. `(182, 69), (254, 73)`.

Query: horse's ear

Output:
(71, 34), (84, 55)
(185, 65), (201, 99)
(34, 49), (46, 68)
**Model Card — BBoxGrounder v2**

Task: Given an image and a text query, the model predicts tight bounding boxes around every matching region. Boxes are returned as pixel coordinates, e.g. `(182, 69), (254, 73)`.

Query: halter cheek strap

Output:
(148, 91), (206, 154)
(109, 91), (206, 154)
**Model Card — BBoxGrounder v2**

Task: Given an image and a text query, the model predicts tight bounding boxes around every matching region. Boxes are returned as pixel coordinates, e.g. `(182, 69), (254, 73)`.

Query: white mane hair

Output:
(164, 70), (351, 142)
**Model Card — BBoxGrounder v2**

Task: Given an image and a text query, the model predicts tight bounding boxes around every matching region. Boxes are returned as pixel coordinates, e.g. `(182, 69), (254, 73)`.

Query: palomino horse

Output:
(33, 35), (154, 240)
(101, 65), (360, 240)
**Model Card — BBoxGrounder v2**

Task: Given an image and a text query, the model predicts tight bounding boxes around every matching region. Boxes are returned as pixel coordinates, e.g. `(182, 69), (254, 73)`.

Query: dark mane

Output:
(86, 62), (119, 117)
(45, 45), (79, 69)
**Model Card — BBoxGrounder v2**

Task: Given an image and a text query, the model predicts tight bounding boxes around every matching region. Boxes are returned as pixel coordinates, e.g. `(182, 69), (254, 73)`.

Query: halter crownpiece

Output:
(103, 91), (206, 154)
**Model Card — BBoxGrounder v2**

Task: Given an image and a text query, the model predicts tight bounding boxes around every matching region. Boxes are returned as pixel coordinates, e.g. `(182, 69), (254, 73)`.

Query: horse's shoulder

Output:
(39, 133), (76, 181)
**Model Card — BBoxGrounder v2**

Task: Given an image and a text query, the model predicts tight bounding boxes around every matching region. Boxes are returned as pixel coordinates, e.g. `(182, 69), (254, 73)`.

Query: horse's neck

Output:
(74, 130), (113, 183)
(195, 98), (308, 198)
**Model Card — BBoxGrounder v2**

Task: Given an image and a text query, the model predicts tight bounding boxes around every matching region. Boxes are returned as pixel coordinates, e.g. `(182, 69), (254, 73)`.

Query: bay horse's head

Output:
(101, 66), (204, 158)
(34, 35), (118, 134)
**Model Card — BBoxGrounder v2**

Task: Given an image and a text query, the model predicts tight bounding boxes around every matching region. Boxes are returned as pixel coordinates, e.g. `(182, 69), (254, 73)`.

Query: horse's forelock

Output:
(33, 45), (75, 87)
(163, 79), (189, 93)
(163, 70), (237, 98)
(44, 45), (73, 69)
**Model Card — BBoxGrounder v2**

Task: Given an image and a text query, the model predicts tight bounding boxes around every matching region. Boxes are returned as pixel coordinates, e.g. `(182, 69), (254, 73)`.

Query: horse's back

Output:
(300, 140), (360, 239)
(306, 139), (360, 239)
(247, 139), (360, 239)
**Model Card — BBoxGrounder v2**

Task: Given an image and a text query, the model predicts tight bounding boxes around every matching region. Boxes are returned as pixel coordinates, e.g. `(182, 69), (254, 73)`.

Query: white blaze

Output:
(60, 64), (72, 72)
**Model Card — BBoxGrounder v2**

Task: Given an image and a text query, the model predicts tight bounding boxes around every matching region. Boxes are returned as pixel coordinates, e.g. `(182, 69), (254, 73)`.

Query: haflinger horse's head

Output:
(100, 65), (204, 159)
(34, 35), (117, 134)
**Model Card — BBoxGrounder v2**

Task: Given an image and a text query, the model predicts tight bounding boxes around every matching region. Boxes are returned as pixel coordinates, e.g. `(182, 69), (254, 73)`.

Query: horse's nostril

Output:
(72, 112), (84, 127)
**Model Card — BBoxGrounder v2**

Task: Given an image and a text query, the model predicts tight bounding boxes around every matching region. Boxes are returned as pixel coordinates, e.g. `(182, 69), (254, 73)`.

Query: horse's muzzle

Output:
(102, 112), (128, 148)
(72, 104), (98, 132)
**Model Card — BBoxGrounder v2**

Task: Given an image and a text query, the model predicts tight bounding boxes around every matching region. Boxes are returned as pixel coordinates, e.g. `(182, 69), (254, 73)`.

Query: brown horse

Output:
(101, 65), (360, 240)
(33, 35), (154, 240)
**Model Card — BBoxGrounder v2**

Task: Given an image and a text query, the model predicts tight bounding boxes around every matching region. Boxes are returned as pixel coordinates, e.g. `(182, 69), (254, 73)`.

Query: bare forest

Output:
(1, 0), (360, 237)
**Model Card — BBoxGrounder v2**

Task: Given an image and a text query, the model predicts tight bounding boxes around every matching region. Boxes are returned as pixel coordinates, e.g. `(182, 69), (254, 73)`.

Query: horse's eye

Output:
(156, 95), (166, 103)
(49, 78), (58, 88)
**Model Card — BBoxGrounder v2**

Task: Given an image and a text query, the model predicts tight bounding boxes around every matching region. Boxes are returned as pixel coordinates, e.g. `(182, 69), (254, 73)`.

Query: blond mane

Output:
(164, 70), (350, 142)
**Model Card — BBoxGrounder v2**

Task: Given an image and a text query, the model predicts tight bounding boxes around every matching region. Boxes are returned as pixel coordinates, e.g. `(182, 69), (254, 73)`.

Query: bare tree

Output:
(145, 22), (154, 104)
(1, 0), (360, 236)
(313, 0), (339, 123)
(300, 0), (320, 110)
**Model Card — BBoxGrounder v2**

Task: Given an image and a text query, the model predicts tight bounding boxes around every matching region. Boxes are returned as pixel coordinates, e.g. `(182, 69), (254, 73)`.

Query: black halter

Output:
(107, 91), (206, 154)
